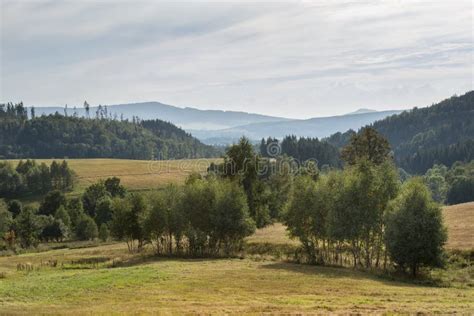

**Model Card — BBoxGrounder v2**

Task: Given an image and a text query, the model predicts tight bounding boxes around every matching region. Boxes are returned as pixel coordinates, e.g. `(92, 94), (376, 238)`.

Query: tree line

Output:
(259, 136), (341, 168)
(423, 161), (474, 205)
(256, 93), (473, 177)
(0, 129), (449, 277)
(284, 128), (447, 277)
(0, 102), (219, 160)
(368, 91), (474, 174)
(0, 175), (256, 257)
(0, 160), (75, 198)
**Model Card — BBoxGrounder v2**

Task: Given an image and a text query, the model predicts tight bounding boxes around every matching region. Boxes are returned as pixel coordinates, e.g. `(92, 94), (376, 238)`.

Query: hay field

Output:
(7, 158), (222, 192)
(0, 242), (472, 314)
(443, 202), (474, 250)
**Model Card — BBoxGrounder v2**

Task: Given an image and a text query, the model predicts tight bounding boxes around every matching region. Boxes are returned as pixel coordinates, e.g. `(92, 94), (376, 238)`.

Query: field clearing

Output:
(7, 158), (222, 192)
(443, 202), (474, 250)
(247, 201), (474, 251)
(0, 242), (472, 314)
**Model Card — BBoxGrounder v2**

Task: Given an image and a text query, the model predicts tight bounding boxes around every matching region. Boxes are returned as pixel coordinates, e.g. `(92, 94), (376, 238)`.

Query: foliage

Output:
(7, 200), (22, 218)
(99, 223), (109, 242)
(95, 196), (113, 226)
(447, 177), (474, 205)
(341, 127), (391, 165)
(111, 194), (147, 252)
(104, 177), (126, 198)
(75, 215), (98, 241)
(67, 198), (85, 230)
(0, 204), (13, 242)
(385, 178), (447, 277)
(39, 190), (67, 216)
(14, 207), (41, 248)
(0, 104), (218, 160)
(422, 161), (474, 205)
(260, 136), (341, 168)
(143, 178), (255, 256)
(285, 159), (400, 267)
(369, 91), (474, 173)
(55, 206), (71, 229)
(0, 159), (75, 198)
(82, 182), (110, 218)
(39, 216), (68, 242)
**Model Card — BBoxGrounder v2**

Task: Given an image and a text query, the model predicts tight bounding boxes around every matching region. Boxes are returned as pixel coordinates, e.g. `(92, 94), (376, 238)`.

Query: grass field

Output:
(247, 200), (474, 251)
(8, 158), (222, 192)
(444, 202), (474, 250)
(1, 159), (473, 313)
(0, 241), (473, 314)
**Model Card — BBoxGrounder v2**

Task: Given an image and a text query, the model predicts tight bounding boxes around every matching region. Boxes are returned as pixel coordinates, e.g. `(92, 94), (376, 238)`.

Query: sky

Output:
(0, 0), (472, 119)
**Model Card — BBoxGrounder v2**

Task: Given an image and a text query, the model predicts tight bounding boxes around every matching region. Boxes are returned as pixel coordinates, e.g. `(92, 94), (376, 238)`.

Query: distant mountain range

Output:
(191, 110), (403, 144)
(31, 102), (401, 145)
(31, 102), (290, 131)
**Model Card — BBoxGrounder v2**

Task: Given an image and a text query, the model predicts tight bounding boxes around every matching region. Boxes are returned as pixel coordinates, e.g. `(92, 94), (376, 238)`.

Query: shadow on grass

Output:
(108, 251), (237, 269)
(260, 261), (442, 288)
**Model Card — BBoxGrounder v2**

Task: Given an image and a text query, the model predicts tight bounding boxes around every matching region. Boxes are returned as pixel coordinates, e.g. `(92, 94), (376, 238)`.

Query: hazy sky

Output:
(1, 0), (472, 118)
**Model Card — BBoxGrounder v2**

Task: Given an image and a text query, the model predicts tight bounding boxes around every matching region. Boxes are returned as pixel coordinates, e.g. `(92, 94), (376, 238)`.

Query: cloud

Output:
(1, 0), (472, 118)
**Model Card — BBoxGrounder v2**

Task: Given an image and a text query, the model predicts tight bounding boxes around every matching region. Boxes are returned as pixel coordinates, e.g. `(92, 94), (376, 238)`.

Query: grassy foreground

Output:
(1, 222), (473, 314)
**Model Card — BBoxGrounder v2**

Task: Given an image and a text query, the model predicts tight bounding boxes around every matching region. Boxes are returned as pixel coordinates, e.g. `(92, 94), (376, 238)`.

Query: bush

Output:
(39, 190), (67, 216)
(75, 215), (98, 241)
(99, 224), (109, 242)
(7, 200), (22, 218)
(14, 207), (41, 248)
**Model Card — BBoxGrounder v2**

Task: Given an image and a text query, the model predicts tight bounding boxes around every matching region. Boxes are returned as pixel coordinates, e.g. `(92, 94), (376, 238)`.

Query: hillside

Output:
(31, 102), (290, 131)
(0, 104), (218, 160)
(192, 110), (402, 144)
(368, 91), (474, 173)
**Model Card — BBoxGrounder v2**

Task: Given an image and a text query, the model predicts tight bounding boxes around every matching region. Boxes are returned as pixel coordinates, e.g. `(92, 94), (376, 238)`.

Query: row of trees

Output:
(112, 177), (255, 255)
(423, 161), (474, 204)
(0, 103), (219, 160)
(210, 137), (298, 227)
(0, 160), (75, 198)
(259, 136), (341, 168)
(369, 91), (474, 173)
(0, 175), (256, 256)
(0, 177), (127, 249)
(284, 129), (447, 277)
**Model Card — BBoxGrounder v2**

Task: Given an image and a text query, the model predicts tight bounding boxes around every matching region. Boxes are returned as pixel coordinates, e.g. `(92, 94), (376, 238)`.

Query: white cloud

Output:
(1, 0), (472, 118)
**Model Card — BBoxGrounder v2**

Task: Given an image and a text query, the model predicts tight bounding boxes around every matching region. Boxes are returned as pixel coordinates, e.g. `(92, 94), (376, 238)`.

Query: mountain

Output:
(324, 91), (474, 174)
(367, 91), (474, 174)
(346, 108), (377, 115)
(31, 102), (290, 131)
(191, 110), (402, 144)
(0, 103), (218, 160)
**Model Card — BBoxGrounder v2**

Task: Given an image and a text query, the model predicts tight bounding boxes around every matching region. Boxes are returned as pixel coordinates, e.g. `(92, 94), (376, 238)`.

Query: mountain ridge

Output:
(30, 101), (292, 131)
(191, 110), (403, 144)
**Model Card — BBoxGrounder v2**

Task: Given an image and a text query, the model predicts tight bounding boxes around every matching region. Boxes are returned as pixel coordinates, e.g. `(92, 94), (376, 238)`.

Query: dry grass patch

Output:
(443, 202), (474, 250)
(7, 158), (221, 192)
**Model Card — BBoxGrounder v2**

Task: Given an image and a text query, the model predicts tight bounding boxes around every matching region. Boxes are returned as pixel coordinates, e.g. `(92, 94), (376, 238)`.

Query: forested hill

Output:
(369, 91), (474, 173)
(0, 104), (218, 159)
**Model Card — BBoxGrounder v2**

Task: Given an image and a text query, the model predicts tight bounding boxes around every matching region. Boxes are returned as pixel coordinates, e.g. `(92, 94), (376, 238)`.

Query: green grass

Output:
(1, 241), (473, 314)
(2, 159), (473, 313)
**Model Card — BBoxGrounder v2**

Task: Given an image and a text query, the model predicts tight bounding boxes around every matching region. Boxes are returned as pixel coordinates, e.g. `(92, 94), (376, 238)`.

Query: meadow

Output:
(1, 159), (473, 314)
(1, 234), (473, 314)
(8, 158), (222, 193)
